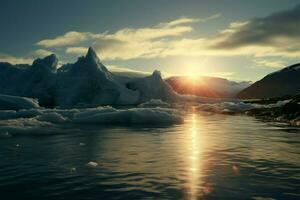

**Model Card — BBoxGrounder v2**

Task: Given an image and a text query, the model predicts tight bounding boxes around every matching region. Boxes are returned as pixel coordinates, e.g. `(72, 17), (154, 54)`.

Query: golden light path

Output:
(189, 112), (200, 200)
(187, 107), (210, 200)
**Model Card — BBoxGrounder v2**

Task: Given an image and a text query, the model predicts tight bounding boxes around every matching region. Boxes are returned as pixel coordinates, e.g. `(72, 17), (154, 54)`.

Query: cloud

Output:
(65, 47), (87, 56)
(254, 60), (285, 68)
(207, 71), (236, 79)
(0, 54), (32, 64)
(38, 15), (219, 60)
(32, 49), (54, 57)
(163, 4), (300, 58)
(38, 5), (300, 60)
(198, 13), (222, 22)
(37, 16), (199, 49)
(37, 31), (94, 48)
(61, 16), (200, 59)
(210, 4), (300, 57)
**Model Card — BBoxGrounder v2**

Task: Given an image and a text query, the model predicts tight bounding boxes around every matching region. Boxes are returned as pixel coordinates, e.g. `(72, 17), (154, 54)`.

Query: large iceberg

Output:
(0, 55), (57, 106)
(55, 47), (139, 106)
(0, 47), (178, 107)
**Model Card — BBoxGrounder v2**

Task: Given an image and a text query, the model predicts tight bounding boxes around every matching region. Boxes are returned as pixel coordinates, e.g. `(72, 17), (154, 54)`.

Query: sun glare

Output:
(186, 70), (201, 85)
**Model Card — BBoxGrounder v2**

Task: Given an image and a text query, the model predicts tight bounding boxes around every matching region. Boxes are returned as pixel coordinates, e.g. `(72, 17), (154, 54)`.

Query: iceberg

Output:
(126, 70), (178, 103)
(86, 161), (98, 167)
(35, 112), (67, 124)
(0, 94), (40, 110)
(138, 99), (170, 107)
(0, 106), (184, 136)
(73, 107), (183, 124)
(197, 100), (291, 114)
(0, 47), (178, 108)
(55, 47), (139, 106)
(0, 55), (57, 106)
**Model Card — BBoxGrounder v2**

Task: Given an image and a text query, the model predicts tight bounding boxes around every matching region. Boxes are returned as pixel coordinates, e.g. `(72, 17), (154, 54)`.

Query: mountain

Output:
(166, 76), (251, 98)
(237, 63), (300, 99)
(0, 47), (177, 107)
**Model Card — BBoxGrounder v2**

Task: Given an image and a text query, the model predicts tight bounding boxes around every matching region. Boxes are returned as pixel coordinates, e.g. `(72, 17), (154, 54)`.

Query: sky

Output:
(0, 0), (299, 81)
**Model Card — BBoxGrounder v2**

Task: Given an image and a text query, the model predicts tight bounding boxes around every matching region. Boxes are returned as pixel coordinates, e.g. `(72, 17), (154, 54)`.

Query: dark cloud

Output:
(212, 4), (300, 49)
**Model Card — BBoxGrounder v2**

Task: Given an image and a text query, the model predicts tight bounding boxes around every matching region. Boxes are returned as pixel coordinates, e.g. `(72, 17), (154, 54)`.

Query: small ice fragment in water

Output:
(0, 132), (12, 138)
(70, 167), (76, 172)
(232, 164), (240, 174)
(87, 161), (98, 167)
(79, 143), (86, 146)
(16, 144), (20, 147)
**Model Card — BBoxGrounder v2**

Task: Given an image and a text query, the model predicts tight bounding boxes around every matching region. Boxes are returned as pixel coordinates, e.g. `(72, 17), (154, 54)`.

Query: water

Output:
(0, 110), (299, 200)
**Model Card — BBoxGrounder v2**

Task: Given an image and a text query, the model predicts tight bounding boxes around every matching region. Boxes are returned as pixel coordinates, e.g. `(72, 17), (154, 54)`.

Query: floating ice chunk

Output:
(87, 161), (98, 167)
(267, 99), (291, 107)
(73, 106), (117, 119)
(138, 99), (170, 108)
(0, 131), (12, 138)
(73, 107), (183, 124)
(198, 102), (256, 113)
(0, 110), (18, 120)
(197, 100), (292, 114)
(0, 94), (39, 110)
(0, 106), (183, 136)
(70, 167), (76, 172)
(0, 109), (43, 120)
(0, 118), (64, 135)
(36, 112), (67, 123)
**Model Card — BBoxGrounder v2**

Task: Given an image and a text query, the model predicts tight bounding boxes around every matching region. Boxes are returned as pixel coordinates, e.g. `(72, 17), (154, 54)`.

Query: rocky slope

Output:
(245, 94), (300, 126)
(237, 63), (300, 99)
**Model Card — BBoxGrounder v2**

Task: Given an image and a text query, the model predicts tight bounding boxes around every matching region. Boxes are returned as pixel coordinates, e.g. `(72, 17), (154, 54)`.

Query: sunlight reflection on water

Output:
(188, 112), (201, 199)
(186, 108), (212, 199)
(0, 109), (299, 200)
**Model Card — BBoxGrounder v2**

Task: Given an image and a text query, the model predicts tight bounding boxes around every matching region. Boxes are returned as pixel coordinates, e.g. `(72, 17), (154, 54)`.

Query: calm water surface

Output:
(0, 110), (299, 200)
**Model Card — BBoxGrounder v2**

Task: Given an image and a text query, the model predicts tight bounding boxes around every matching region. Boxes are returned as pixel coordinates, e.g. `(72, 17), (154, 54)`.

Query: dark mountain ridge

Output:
(237, 63), (300, 99)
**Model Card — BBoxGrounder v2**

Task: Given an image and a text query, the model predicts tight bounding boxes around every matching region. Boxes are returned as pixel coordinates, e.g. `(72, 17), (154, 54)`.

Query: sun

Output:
(186, 70), (200, 83)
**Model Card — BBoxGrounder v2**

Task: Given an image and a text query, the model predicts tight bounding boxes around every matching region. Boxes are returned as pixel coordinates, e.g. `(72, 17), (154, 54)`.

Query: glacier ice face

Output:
(0, 47), (178, 108)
